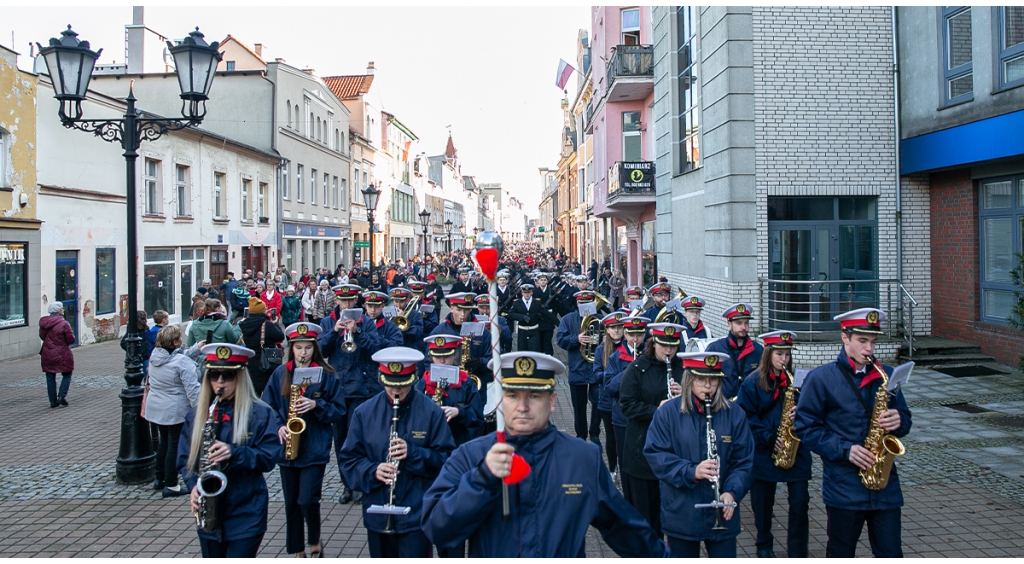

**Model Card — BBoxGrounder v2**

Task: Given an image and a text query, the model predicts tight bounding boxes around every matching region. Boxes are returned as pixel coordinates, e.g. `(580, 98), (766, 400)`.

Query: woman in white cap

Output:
(178, 344), (281, 558)
(39, 301), (75, 408)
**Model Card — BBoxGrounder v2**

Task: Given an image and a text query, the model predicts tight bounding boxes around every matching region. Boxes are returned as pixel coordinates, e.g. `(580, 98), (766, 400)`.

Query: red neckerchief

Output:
(423, 369), (468, 395)
(375, 316), (386, 329)
(616, 343), (634, 362)
(690, 320), (705, 335)
(330, 307), (340, 322)
(422, 297), (432, 305)
(692, 394), (705, 415)
(769, 368), (788, 401)
(848, 357), (881, 388)
(728, 334), (756, 360)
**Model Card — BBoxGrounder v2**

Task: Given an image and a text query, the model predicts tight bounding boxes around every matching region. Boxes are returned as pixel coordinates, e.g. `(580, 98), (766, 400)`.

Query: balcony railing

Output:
(607, 44), (654, 81)
(608, 161), (655, 196)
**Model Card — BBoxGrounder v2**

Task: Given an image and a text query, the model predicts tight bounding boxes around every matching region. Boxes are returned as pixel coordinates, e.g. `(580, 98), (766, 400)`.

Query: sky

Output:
(2, 5), (591, 217)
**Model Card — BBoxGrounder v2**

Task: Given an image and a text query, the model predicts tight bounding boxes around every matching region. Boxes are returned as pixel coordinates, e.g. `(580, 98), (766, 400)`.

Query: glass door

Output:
(768, 226), (837, 331)
(55, 251), (79, 345)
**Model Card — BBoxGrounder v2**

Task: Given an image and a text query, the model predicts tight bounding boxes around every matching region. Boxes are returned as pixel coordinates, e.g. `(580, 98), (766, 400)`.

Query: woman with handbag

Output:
(144, 324), (202, 496)
(40, 302), (75, 408)
(188, 299), (241, 347)
(240, 297), (285, 397)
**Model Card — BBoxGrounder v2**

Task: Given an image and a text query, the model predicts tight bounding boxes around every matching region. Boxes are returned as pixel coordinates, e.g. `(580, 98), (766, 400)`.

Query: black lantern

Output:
(362, 183), (381, 211)
(36, 26), (102, 121)
(419, 208), (431, 230)
(165, 27), (223, 119)
(444, 219), (453, 254)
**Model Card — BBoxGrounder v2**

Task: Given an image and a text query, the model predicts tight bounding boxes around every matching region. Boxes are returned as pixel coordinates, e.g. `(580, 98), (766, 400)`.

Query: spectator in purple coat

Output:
(40, 302), (75, 408)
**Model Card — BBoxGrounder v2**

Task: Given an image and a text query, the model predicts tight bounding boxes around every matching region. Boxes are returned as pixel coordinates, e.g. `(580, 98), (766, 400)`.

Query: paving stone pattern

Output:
(3, 320), (1024, 557)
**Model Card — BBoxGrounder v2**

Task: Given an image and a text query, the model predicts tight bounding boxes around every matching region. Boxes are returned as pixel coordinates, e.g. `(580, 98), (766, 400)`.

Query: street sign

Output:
(354, 241), (370, 249)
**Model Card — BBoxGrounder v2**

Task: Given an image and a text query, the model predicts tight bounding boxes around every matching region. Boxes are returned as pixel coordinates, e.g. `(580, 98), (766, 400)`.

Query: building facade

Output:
(0, 44), (41, 360)
(898, 6), (1024, 365)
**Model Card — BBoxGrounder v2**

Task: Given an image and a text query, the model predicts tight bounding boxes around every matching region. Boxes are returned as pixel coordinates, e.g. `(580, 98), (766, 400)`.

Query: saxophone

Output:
(383, 394), (402, 534)
(284, 383), (307, 461)
(859, 356), (906, 490)
(458, 338), (470, 373)
(772, 368), (801, 469)
(195, 390), (227, 533)
(431, 376), (448, 407)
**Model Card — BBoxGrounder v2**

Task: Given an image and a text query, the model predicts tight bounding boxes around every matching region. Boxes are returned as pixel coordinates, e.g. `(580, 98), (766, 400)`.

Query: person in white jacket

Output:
(143, 324), (202, 497)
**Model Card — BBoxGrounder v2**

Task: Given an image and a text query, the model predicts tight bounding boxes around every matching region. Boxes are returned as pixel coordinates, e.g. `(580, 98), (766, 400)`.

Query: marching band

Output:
(172, 248), (914, 558)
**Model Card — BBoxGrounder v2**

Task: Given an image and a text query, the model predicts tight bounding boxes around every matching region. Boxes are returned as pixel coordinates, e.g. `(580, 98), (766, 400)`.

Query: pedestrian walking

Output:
(144, 324), (201, 497)
(281, 286), (303, 326)
(187, 299), (241, 347)
(239, 297), (285, 397)
(40, 302), (75, 408)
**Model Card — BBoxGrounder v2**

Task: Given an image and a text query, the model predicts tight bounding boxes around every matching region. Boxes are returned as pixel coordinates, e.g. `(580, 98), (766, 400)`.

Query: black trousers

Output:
(622, 473), (662, 538)
(750, 478), (809, 557)
(538, 329), (554, 355)
(366, 529), (431, 558)
(154, 422), (184, 486)
(333, 396), (370, 488)
(516, 329), (541, 352)
(198, 534), (264, 558)
(668, 536), (737, 558)
(613, 425), (626, 478)
(826, 506), (903, 557)
(568, 383), (600, 441)
(500, 337), (513, 355)
(598, 410), (618, 473)
(436, 540), (466, 558)
(281, 464), (326, 554)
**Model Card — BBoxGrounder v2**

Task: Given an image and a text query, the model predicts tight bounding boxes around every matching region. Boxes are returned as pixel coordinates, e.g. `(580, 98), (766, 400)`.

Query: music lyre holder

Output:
(694, 501), (737, 509)
(367, 504), (412, 516)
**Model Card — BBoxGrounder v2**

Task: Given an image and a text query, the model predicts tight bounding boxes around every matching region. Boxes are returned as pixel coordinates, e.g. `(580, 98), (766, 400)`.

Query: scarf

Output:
(848, 357), (881, 388)
(423, 369), (469, 396)
(728, 334), (755, 360)
(692, 394), (706, 415)
(769, 368), (788, 401)
(617, 342), (636, 362)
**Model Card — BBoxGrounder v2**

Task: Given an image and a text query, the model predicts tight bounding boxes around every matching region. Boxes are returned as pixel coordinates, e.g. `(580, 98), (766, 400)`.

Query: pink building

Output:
(588, 6), (656, 286)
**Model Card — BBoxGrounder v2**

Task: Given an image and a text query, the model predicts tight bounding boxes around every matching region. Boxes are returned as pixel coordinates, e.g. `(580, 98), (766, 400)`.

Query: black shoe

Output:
(50, 401), (58, 408)
(337, 486), (352, 504)
(162, 487), (188, 498)
(351, 490), (363, 502)
(59, 397), (69, 407)
(152, 479), (165, 491)
(757, 548), (776, 558)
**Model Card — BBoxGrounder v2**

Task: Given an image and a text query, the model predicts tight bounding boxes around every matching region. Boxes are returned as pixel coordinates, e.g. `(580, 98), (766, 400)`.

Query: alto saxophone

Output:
(859, 356), (906, 491)
(458, 338), (470, 373)
(772, 368), (801, 469)
(195, 390), (227, 533)
(284, 383), (307, 461)
(431, 377), (449, 407)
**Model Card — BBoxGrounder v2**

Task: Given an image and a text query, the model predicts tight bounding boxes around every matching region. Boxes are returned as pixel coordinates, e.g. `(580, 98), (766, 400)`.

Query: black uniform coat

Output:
(619, 354), (684, 481)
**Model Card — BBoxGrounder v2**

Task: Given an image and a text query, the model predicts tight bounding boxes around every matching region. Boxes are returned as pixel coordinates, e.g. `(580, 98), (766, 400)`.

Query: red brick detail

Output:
(930, 168), (1024, 365)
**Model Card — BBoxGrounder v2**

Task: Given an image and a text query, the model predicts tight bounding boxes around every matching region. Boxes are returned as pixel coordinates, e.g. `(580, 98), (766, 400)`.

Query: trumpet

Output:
(392, 299), (417, 333)
(341, 328), (357, 353)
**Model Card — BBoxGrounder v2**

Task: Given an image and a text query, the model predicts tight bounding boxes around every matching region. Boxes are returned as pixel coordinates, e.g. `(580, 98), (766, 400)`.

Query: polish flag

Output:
(555, 59), (575, 90)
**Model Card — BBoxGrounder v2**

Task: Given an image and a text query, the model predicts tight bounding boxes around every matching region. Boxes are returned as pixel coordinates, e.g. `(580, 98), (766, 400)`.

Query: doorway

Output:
(55, 250), (79, 345)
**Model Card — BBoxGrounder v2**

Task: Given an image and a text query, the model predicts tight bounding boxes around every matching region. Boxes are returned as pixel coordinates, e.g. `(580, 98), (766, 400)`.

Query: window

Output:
(96, 248), (115, 314)
(0, 242), (27, 329)
(335, 129), (341, 152)
(622, 111), (642, 161)
(175, 164), (190, 217)
(676, 6), (700, 173)
(324, 172), (330, 208)
(143, 248), (176, 316)
(979, 176), (1024, 324)
(311, 168), (317, 205)
(333, 176), (339, 209)
(282, 160), (290, 200)
(297, 164), (304, 202)
(295, 105), (300, 133)
(316, 117), (321, 142)
(999, 6), (1024, 89)
(353, 165), (361, 200)
(258, 182), (267, 221)
(0, 128), (8, 188)
(225, 61), (236, 71)
(309, 112), (315, 139)
(621, 8), (640, 45)
(213, 172), (224, 218)
(241, 178), (252, 222)
(286, 100), (292, 127)
(144, 158), (161, 215)
(943, 6), (973, 105)
(340, 178), (347, 210)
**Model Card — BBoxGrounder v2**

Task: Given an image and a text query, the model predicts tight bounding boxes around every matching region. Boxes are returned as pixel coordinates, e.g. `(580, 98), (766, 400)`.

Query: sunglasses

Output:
(208, 371), (237, 382)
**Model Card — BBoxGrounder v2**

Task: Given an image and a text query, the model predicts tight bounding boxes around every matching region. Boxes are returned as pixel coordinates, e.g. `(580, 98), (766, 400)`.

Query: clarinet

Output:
(383, 394), (402, 534)
(665, 355), (674, 399)
(704, 394), (727, 530)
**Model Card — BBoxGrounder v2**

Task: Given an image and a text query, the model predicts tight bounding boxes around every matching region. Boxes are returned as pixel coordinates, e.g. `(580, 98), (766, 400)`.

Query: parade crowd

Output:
(36, 239), (911, 558)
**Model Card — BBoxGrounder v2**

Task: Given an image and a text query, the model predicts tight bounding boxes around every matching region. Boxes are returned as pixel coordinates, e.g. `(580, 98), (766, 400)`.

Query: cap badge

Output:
(704, 356), (718, 368)
(388, 362), (402, 374)
(736, 304), (747, 314)
(866, 311), (879, 324)
(781, 333), (792, 342)
(434, 336), (446, 347)
(297, 324), (308, 335)
(514, 357), (536, 376)
(665, 327), (675, 336)
(216, 347), (231, 360)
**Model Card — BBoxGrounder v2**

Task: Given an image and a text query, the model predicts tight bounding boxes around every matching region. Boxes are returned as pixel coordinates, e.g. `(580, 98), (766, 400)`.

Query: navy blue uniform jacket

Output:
(682, 320), (710, 341)
(177, 399), (281, 542)
(704, 336), (764, 398)
(735, 370), (812, 482)
(793, 348), (912, 511)
(603, 342), (638, 427)
(593, 342), (620, 412)
(338, 390), (455, 534)
(556, 311), (599, 385)
(414, 370), (483, 446)
(644, 396), (754, 541)
(427, 316), (493, 387)
(318, 310), (403, 399)
(420, 425), (670, 557)
(397, 307), (425, 352)
(261, 364), (346, 467)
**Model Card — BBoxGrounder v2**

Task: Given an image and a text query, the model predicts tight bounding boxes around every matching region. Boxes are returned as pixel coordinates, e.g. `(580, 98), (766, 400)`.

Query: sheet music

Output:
(341, 308), (363, 322)
(629, 299), (644, 312)
(382, 305), (398, 319)
(418, 304), (435, 315)
(665, 298), (682, 311)
(475, 314), (490, 323)
(460, 322), (485, 337)
(578, 302), (598, 317)
(792, 368), (810, 388)
(887, 362), (913, 393)
(432, 364), (460, 385)
(292, 367), (323, 386)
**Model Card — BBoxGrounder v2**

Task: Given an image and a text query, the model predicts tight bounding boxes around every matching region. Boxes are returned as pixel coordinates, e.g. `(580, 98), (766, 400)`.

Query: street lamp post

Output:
(418, 209), (431, 265)
(361, 183), (381, 271)
(460, 223), (466, 250)
(37, 25), (222, 484)
(444, 219), (453, 255)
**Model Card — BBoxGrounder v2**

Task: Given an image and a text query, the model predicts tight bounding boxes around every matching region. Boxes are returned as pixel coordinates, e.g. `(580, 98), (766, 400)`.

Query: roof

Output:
(322, 74), (374, 100)
(219, 35), (266, 65)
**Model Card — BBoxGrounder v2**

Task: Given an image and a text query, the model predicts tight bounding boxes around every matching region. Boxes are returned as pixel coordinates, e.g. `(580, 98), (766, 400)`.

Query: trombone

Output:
(392, 298), (417, 333)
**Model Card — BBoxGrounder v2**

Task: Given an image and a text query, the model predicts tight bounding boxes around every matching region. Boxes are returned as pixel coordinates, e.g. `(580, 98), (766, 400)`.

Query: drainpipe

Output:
(892, 6), (903, 286)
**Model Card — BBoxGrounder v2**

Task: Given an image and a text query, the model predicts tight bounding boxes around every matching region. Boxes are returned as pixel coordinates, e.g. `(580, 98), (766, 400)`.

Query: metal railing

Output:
(607, 44), (654, 81)
(758, 278), (917, 346)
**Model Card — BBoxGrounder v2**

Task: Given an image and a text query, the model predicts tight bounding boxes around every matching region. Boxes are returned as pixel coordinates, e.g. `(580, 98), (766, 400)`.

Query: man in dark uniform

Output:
(390, 287), (425, 353)
(555, 290), (603, 443)
(533, 273), (557, 355)
(339, 347), (455, 558)
(794, 308), (912, 558)
(508, 284), (543, 353)
(450, 267), (472, 294)
(641, 282), (672, 322)
(428, 292), (493, 389)
(704, 303), (763, 399)
(680, 296), (712, 341)
(475, 294), (512, 356)
(420, 352), (670, 557)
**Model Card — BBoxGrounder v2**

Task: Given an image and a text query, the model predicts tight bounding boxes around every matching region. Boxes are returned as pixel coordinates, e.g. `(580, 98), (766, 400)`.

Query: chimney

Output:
(254, 43), (264, 57)
(133, 6), (144, 25)
(302, 68), (315, 75)
(367, 61), (375, 75)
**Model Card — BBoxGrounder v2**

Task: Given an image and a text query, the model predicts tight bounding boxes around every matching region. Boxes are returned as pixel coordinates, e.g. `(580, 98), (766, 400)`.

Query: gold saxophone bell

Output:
(859, 355), (906, 491)
(285, 384), (307, 460)
(772, 368), (801, 469)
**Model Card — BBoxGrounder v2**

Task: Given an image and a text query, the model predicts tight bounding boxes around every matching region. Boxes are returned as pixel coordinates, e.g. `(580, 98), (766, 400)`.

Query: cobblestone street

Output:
(3, 333), (1024, 557)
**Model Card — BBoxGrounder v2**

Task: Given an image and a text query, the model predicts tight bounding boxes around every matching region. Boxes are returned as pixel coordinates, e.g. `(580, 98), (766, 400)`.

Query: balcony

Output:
(604, 161), (655, 215)
(606, 45), (654, 102)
